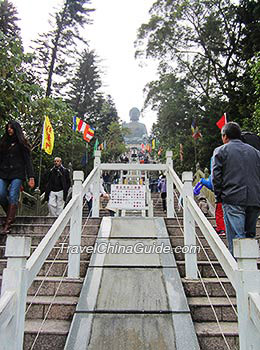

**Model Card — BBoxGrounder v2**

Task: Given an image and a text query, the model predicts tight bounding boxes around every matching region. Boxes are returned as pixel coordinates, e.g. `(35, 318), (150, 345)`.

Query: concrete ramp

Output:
(65, 217), (200, 350)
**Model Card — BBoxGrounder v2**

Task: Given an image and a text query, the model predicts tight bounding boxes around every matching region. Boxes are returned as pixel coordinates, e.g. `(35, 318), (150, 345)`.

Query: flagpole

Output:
(85, 141), (88, 174)
(37, 148), (43, 189)
(194, 139), (197, 168)
(37, 117), (45, 189)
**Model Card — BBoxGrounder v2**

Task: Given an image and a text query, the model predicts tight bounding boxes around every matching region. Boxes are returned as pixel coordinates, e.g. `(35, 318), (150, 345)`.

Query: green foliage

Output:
(0, 0), (20, 37)
(0, 32), (42, 125)
(101, 122), (127, 163)
(251, 53), (260, 132)
(136, 0), (260, 170)
(0, 0), (127, 192)
(31, 0), (94, 97)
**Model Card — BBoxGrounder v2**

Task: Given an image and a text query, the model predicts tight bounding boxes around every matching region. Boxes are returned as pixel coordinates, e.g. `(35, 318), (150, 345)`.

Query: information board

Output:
(110, 184), (146, 210)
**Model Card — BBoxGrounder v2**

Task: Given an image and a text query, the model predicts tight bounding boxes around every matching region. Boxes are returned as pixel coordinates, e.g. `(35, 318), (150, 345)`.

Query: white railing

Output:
(168, 170), (260, 350)
(0, 167), (98, 350)
(1, 150), (260, 349)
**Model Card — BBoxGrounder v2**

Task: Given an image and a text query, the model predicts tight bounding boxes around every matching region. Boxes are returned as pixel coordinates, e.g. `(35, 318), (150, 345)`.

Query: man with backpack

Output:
(212, 122), (260, 256)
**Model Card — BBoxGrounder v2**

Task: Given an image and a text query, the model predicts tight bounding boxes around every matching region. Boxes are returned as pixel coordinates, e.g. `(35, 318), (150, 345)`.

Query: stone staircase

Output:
(1, 191), (259, 349)
(0, 215), (101, 350)
(166, 216), (240, 350)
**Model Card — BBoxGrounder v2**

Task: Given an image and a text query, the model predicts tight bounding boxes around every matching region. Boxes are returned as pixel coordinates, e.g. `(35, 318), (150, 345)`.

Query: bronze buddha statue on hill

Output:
(123, 107), (148, 145)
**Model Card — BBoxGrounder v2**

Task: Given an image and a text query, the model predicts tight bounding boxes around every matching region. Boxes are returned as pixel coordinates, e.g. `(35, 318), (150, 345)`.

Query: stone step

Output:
(195, 322), (239, 350)
(0, 242), (94, 260)
(24, 319), (69, 350)
(0, 216), (101, 226)
(27, 276), (84, 296)
(26, 295), (78, 320)
(0, 259), (89, 277)
(0, 223), (100, 235)
(0, 234), (97, 254)
(182, 278), (235, 298)
(167, 224), (260, 237)
(173, 246), (218, 261)
(188, 296), (237, 322)
(165, 217), (260, 226)
(177, 261), (226, 278)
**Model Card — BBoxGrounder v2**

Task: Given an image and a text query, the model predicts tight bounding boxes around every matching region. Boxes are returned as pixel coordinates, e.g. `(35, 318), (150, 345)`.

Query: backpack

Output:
(241, 131), (260, 151)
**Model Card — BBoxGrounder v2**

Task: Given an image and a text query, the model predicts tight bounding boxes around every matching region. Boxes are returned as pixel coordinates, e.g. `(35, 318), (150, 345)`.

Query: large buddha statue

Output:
(123, 107), (148, 145)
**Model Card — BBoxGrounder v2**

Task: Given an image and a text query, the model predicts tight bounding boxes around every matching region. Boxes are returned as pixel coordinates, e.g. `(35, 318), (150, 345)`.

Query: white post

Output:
(1, 236), (31, 350)
(145, 172), (153, 217)
(68, 171), (84, 278)
(92, 151), (101, 217)
(166, 151), (175, 218)
(182, 171), (198, 279)
(234, 239), (260, 350)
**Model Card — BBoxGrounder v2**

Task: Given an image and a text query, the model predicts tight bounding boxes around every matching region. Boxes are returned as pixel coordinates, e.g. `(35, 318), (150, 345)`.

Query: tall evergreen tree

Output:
(0, 0), (20, 38)
(68, 49), (102, 117)
(31, 0), (94, 97)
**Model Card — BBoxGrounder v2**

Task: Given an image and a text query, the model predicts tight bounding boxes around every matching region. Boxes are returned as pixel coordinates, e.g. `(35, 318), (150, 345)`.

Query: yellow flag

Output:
(42, 116), (54, 155)
(152, 139), (156, 149)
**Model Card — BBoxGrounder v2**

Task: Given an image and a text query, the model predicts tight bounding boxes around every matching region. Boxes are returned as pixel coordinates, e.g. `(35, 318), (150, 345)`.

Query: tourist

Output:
(212, 122), (260, 255)
(44, 157), (71, 216)
(0, 120), (35, 234)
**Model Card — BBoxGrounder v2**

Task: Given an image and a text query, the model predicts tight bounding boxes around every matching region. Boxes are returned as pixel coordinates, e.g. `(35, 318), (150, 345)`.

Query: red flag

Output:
(216, 114), (227, 130)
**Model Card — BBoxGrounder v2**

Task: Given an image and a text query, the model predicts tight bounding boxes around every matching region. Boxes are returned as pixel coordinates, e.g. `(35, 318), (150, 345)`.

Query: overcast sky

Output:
(11, 0), (158, 132)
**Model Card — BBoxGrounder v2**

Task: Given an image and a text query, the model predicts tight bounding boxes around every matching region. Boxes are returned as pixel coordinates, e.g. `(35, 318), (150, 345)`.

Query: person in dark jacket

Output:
(158, 174), (167, 212)
(44, 157), (71, 216)
(0, 120), (35, 234)
(212, 122), (260, 255)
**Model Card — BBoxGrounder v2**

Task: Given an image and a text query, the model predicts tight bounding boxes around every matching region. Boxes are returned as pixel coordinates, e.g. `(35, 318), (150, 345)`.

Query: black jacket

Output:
(44, 165), (71, 201)
(212, 139), (260, 206)
(0, 142), (34, 181)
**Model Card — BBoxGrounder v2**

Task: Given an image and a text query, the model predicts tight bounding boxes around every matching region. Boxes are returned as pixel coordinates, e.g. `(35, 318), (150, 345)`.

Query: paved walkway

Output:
(65, 217), (199, 350)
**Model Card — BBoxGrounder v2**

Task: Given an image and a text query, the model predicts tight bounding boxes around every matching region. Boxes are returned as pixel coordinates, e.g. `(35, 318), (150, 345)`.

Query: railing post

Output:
(34, 187), (41, 216)
(1, 236), (31, 350)
(68, 171), (84, 278)
(92, 151), (101, 217)
(166, 151), (175, 218)
(182, 171), (198, 279)
(234, 239), (260, 350)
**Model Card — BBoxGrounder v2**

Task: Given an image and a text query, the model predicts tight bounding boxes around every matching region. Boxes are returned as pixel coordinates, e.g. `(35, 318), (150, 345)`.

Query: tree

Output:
(0, 0), (20, 38)
(251, 53), (260, 132)
(31, 0), (94, 97)
(68, 49), (102, 117)
(0, 32), (42, 125)
(135, 0), (260, 171)
(136, 0), (259, 120)
(101, 122), (127, 163)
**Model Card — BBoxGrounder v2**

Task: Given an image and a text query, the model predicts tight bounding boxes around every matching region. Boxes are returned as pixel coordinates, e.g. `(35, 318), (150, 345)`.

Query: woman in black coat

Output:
(0, 120), (35, 234)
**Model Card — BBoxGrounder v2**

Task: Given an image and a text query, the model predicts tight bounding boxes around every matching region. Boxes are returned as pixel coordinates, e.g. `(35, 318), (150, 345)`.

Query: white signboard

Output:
(110, 184), (146, 210)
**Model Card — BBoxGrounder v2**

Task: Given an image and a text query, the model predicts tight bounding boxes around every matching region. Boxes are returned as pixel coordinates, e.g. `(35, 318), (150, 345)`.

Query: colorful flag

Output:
(216, 113), (227, 130)
(72, 116), (81, 131)
(146, 144), (151, 152)
(42, 116), (54, 155)
(94, 139), (99, 152)
(191, 119), (202, 139)
(83, 125), (95, 142)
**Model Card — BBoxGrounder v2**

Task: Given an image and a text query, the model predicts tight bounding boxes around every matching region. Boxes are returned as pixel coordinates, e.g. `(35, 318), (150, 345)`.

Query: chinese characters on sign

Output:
(110, 184), (146, 210)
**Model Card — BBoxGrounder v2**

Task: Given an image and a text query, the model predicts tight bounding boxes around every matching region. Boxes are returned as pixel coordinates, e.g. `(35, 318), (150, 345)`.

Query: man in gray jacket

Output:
(212, 122), (260, 255)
